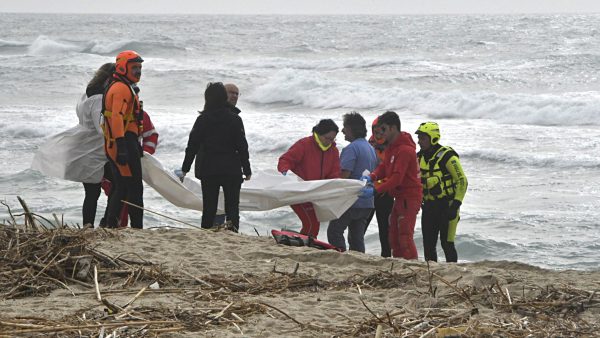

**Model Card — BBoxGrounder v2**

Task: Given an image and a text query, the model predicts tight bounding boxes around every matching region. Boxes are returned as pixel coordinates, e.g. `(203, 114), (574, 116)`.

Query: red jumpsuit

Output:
(370, 132), (422, 259)
(278, 135), (341, 237)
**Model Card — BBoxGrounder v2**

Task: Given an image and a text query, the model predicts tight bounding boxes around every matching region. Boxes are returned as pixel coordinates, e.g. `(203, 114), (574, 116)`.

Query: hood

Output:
(392, 131), (416, 150)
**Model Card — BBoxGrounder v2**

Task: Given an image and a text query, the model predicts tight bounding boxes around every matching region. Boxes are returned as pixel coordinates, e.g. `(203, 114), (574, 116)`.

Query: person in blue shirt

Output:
(327, 112), (378, 252)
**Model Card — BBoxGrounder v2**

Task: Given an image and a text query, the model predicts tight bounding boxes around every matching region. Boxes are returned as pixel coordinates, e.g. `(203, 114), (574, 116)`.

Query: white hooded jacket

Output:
(31, 93), (106, 183)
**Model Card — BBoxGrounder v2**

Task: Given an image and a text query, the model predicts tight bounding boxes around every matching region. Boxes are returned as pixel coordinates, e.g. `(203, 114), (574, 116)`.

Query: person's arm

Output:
(89, 95), (104, 136)
(373, 151), (412, 194)
(106, 84), (131, 140)
(338, 145), (356, 179)
(181, 115), (203, 173)
(141, 111), (159, 154)
(445, 154), (468, 202)
(277, 139), (304, 174)
(234, 116), (251, 179)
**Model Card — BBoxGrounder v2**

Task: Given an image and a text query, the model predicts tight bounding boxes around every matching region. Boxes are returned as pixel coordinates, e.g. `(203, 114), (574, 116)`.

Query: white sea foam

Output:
(247, 69), (600, 126)
(27, 36), (81, 55)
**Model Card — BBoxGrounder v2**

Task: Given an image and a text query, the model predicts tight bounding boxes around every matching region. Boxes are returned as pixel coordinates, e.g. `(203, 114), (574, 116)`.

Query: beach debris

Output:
(1, 199), (599, 337)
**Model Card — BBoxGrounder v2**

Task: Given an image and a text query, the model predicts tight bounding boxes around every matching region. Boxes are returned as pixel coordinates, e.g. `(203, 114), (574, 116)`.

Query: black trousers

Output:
(106, 132), (144, 229)
(421, 199), (457, 262)
(365, 192), (394, 257)
(82, 182), (101, 226)
(200, 174), (242, 231)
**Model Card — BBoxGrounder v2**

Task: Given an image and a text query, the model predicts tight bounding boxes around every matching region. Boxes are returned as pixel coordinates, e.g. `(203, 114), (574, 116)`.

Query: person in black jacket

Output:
(180, 82), (251, 232)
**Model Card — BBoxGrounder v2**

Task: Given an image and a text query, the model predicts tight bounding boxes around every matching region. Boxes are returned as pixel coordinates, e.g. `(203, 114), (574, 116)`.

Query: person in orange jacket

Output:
(362, 111), (422, 259)
(102, 50), (145, 229)
(278, 119), (341, 238)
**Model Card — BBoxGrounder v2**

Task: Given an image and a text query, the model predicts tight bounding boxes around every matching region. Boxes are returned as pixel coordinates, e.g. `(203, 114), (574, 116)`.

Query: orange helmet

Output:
(115, 50), (143, 83)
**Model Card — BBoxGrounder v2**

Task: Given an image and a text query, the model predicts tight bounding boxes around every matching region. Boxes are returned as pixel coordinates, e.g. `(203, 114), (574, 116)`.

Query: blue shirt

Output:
(340, 138), (378, 208)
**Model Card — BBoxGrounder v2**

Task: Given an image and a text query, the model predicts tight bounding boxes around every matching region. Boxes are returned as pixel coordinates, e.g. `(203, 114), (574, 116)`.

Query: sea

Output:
(1, 13), (599, 271)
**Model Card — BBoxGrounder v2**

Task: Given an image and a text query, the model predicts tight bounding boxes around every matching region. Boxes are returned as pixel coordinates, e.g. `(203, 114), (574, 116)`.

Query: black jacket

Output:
(182, 106), (251, 179)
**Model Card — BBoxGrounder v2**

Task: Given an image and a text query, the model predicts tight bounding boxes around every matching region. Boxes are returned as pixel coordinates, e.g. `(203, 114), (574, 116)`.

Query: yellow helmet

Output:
(415, 122), (441, 145)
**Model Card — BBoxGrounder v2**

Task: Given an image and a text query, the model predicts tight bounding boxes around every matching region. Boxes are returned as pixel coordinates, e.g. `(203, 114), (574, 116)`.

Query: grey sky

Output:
(2, 0), (600, 15)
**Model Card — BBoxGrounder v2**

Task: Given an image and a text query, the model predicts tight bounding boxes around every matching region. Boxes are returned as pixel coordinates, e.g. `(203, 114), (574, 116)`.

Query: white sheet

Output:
(141, 153), (363, 222)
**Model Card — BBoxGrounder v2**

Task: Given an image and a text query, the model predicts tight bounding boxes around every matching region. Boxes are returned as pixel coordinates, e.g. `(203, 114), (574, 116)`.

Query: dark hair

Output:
(377, 111), (401, 131)
(343, 112), (367, 138)
(87, 62), (115, 91)
(312, 119), (339, 135)
(204, 82), (228, 110)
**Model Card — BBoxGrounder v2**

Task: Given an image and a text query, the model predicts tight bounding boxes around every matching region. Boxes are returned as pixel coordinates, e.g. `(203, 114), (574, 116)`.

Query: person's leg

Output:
(347, 208), (371, 253)
(389, 198), (419, 260)
(290, 202), (320, 238)
(125, 133), (143, 229)
(201, 176), (221, 229)
(82, 182), (102, 226)
(376, 193), (394, 257)
(327, 210), (351, 251)
(119, 205), (129, 228)
(214, 214), (226, 226)
(440, 202), (459, 262)
(106, 161), (127, 228)
(421, 202), (440, 262)
(222, 175), (242, 232)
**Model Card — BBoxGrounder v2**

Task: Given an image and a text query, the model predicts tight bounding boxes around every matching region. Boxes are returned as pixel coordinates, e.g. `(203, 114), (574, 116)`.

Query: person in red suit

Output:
(278, 119), (341, 238)
(362, 111), (422, 259)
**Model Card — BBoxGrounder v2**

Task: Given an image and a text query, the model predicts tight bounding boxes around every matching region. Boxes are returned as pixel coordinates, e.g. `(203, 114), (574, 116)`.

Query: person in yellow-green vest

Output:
(415, 122), (467, 262)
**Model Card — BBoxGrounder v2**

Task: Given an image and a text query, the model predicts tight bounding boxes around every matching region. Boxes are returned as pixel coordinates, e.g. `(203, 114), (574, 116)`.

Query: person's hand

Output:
(174, 169), (186, 183)
(448, 200), (462, 220)
(244, 174), (251, 181)
(281, 171), (288, 176)
(358, 186), (374, 198)
(115, 138), (129, 165)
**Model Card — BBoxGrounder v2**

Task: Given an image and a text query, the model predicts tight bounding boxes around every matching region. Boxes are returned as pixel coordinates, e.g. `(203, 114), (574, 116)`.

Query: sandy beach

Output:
(1, 225), (599, 337)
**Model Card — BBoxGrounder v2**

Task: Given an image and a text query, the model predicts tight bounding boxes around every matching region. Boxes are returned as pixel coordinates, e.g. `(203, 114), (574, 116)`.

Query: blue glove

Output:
(358, 186), (374, 198)
(281, 171), (288, 176)
(360, 175), (372, 184)
(174, 169), (186, 183)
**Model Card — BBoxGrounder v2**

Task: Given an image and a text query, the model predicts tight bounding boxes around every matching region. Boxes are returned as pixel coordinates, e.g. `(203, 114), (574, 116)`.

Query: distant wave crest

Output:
(25, 35), (186, 56)
(248, 69), (600, 126)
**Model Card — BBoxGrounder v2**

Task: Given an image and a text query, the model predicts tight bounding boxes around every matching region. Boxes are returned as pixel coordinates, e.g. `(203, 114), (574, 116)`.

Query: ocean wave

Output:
(25, 35), (187, 56)
(28, 36), (81, 55)
(228, 56), (405, 71)
(462, 148), (600, 169)
(0, 39), (29, 47)
(247, 69), (600, 126)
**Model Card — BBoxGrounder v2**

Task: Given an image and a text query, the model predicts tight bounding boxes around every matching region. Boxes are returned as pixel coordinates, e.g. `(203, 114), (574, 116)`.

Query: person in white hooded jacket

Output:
(31, 63), (115, 227)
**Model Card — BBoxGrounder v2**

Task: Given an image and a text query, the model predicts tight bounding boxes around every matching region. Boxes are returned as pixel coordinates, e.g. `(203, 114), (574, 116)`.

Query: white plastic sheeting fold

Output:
(141, 153), (363, 222)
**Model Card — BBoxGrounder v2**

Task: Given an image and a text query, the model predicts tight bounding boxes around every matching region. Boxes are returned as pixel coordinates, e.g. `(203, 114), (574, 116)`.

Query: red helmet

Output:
(371, 116), (385, 145)
(115, 50), (143, 82)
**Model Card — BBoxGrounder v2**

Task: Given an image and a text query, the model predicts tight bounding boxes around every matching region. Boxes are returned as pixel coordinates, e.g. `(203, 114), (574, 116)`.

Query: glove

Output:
(448, 200), (462, 220)
(115, 138), (129, 165)
(358, 186), (374, 198)
(360, 175), (373, 184)
(174, 169), (186, 183)
(281, 171), (288, 176)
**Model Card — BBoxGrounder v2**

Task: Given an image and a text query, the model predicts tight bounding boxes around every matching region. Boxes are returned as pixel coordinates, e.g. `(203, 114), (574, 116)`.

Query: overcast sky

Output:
(2, 0), (600, 15)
